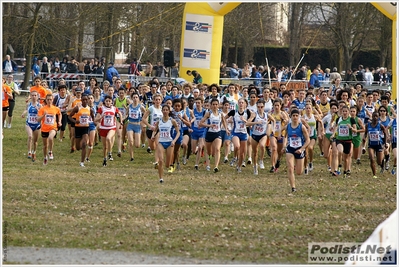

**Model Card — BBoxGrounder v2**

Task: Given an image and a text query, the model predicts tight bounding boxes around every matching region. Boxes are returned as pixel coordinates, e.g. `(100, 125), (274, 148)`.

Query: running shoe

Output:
(117, 152), (122, 158)
(269, 166), (275, 173)
(32, 153), (36, 162)
(103, 158), (107, 167)
(253, 166), (258, 175)
(331, 171), (339, 176)
(27, 152), (32, 159)
(373, 175), (378, 179)
(380, 159), (385, 173)
(242, 162), (246, 168)
(168, 166), (174, 173)
(153, 162), (158, 169)
(304, 168), (308, 175)
(308, 162), (313, 171)
(247, 157), (252, 165)
(48, 152), (54, 160)
(70, 147), (75, 153)
(86, 157), (90, 162)
(346, 170), (351, 177)
(147, 147), (152, 153)
(362, 147), (366, 154)
(356, 159), (361, 165)
(122, 143), (126, 152)
(176, 163), (180, 170)
(236, 167), (242, 173)
(320, 152), (324, 157)
(7, 124), (11, 129)
(259, 160), (265, 169)
(214, 167), (219, 173)
(159, 178), (164, 183)
(80, 162), (85, 167)
(391, 167), (396, 175)
(130, 158), (134, 162)
(230, 157), (236, 167)
(327, 166), (331, 172)
(223, 157), (228, 164)
(141, 143), (145, 148)
(266, 147), (271, 157)
(291, 188), (297, 193)
(43, 157), (48, 166)
(182, 156), (187, 165)
(194, 165), (199, 170)
(108, 153), (114, 161)
(385, 159), (390, 170)
(206, 165), (211, 171)
(275, 160), (280, 169)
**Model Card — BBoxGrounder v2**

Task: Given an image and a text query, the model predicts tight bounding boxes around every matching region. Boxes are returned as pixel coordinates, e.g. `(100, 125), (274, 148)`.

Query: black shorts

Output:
(146, 129), (154, 139)
(41, 131), (57, 138)
(183, 129), (190, 136)
(205, 131), (221, 143)
(251, 134), (267, 143)
(75, 126), (89, 139)
(336, 139), (352, 154)
(368, 144), (383, 153)
(3, 106), (9, 112)
(392, 142), (397, 149)
(286, 146), (306, 159)
(67, 116), (75, 127)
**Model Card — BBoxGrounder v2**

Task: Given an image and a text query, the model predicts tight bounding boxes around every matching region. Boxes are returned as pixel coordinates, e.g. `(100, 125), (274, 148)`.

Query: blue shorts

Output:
(89, 122), (96, 132)
(26, 123), (41, 131)
(232, 132), (248, 142)
(172, 129), (183, 145)
(127, 123), (141, 134)
(159, 141), (172, 149)
(286, 146), (306, 159)
(251, 134), (267, 143)
(191, 129), (205, 141)
(221, 130), (232, 143)
(271, 133), (284, 143)
(205, 131), (222, 143)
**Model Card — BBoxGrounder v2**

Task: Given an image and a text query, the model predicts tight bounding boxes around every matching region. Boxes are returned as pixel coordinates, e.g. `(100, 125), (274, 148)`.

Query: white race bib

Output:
(44, 115), (55, 125)
(338, 125), (350, 137)
(104, 115), (114, 126)
(289, 137), (302, 148)
(28, 115), (38, 123)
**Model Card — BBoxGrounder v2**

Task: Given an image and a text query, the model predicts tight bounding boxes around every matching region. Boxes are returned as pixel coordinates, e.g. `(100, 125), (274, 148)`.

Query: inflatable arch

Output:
(180, 3), (396, 98)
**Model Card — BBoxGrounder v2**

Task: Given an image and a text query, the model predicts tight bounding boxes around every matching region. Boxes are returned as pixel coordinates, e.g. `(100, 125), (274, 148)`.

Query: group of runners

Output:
(7, 75), (397, 192)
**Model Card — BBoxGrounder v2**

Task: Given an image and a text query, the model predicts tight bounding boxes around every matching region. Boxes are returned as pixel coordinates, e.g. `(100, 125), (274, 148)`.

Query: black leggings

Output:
(7, 100), (15, 117)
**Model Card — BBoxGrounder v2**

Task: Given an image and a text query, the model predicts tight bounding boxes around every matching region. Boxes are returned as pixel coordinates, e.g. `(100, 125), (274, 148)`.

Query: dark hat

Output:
(75, 88), (82, 92)
(333, 67), (337, 72)
(108, 62), (114, 65)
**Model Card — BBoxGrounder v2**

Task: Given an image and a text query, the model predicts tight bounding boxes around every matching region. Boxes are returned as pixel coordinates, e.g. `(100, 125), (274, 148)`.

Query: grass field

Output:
(2, 99), (397, 264)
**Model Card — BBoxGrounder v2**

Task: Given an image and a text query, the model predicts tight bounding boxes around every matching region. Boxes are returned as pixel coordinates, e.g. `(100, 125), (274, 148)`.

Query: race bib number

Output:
(254, 125), (264, 133)
(28, 115), (38, 123)
(238, 121), (245, 129)
(79, 115), (89, 126)
(339, 125), (349, 137)
(44, 115), (55, 125)
(129, 109), (138, 119)
(194, 119), (200, 128)
(152, 116), (160, 127)
(104, 115), (114, 126)
(119, 107), (126, 117)
(211, 120), (220, 132)
(274, 121), (281, 132)
(160, 129), (170, 139)
(289, 137), (302, 148)
(369, 131), (379, 142)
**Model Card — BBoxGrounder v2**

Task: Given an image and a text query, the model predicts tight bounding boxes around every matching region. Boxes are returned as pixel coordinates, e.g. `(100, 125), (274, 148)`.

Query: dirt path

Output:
(4, 246), (241, 265)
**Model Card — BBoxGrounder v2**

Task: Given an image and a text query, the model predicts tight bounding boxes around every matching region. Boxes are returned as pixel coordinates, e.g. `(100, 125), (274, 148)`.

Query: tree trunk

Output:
(288, 3), (301, 67)
(22, 3), (43, 91)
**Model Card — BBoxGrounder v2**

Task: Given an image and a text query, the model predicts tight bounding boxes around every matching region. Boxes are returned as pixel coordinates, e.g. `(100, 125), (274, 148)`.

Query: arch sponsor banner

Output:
(182, 13), (213, 70)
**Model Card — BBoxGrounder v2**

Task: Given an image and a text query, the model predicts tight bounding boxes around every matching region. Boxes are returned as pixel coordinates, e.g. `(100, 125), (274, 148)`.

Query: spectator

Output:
(324, 68), (331, 82)
(31, 60), (40, 81)
(191, 70), (203, 84)
(129, 58), (142, 76)
(295, 66), (307, 80)
(309, 69), (321, 88)
(154, 62), (167, 77)
(40, 56), (52, 80)
(106, 62), (120, 85)
(329, 67), (341, 82)
(2, 55), (18, 74)
(144, 60), (153, 77)
(229, 63), (240, 79)
(364, 67), (374, 86)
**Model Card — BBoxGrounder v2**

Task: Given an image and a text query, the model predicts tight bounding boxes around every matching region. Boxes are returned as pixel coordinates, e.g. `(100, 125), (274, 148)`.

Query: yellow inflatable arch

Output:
(180, 3), (396, 99)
